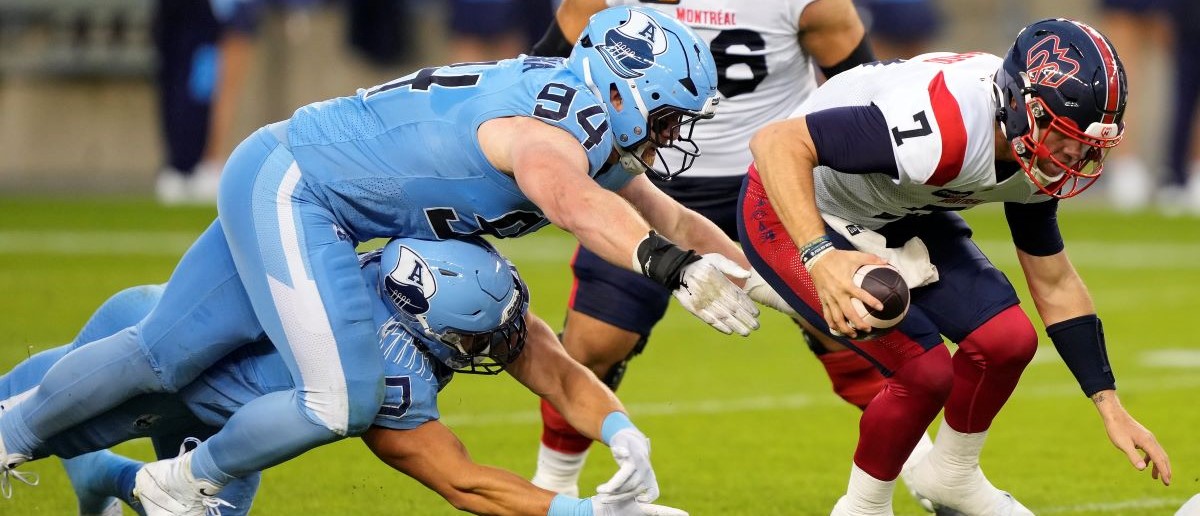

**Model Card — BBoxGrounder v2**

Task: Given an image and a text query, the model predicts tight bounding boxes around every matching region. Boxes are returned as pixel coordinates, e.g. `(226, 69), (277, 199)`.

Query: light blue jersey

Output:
(286, 56), (634, 242)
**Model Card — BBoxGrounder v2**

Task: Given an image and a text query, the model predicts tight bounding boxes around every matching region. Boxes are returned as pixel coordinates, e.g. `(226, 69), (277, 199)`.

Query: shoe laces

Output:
(176, 437), (236, 516)
(0, 463), (38, 499)
(201, 495), (236, 516)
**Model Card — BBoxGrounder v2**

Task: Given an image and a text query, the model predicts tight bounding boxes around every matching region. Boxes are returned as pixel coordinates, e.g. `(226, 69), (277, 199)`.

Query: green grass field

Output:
(0, 197), (1196, 515)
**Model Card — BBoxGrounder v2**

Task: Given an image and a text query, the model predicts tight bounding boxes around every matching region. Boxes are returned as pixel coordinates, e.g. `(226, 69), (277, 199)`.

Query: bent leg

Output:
(1, 222), (261, 458)
(188, 129), (383, 486)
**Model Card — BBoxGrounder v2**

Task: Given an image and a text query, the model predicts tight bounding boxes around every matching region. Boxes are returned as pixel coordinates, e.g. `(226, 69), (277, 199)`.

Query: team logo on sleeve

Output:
(1025, 35), (1080, 88)
(597, 9), (668, 79)
(384, 246), (437, 315)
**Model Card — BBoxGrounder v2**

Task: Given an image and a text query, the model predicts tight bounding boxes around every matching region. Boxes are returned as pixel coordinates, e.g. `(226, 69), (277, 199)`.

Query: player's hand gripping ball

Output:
(850, 264), (910, 339)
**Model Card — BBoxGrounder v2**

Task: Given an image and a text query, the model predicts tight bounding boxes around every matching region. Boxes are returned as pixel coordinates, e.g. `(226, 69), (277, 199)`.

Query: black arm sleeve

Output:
(819, 34), (877, 79)
(531, 17), (574, 58)
(1003, 199), (1064, 256)
(806, 104), (899, 178)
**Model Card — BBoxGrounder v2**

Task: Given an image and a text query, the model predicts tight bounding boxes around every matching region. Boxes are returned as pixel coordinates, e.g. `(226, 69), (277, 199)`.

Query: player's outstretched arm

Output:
(750, 118), (885, 337)
(488, 116), (757, 336)
(1016, 249), (1171, 486)
(362, 421), (688, 516)
(507, 312), (663, 503)
(530, 0), (608, 57)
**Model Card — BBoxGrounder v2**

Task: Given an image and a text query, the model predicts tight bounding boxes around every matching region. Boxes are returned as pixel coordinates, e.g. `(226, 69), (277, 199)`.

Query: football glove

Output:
(597, 428), (658, 502)
(591, 493), (689, 516)
(743, 268), (798, 317)
(674, 253), (759, 336)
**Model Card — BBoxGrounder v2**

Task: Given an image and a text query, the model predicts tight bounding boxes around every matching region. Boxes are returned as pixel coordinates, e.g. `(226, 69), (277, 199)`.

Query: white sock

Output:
(928, 419), (987, 475)
(530, 444), (588, 497)
(841, 463), (895, 515)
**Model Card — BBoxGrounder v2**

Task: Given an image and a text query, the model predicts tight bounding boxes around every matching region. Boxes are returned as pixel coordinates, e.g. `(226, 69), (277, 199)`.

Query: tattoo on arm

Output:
(1091, 391), (1108, 404)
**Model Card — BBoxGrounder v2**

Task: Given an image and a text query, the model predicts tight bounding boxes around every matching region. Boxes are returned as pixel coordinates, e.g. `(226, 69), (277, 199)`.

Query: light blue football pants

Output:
(0, 285), (259, 515)
(1, 125), (384, 486)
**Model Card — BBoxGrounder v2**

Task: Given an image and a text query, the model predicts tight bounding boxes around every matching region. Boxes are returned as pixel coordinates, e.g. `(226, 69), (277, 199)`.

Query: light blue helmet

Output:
(379, 236), (529, 375)
(567, 6), (719, 180)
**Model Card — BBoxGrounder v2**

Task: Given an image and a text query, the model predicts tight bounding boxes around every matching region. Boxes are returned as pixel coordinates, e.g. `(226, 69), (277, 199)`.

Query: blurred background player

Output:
(449, 0), (556, 62)
(527, 0), (936, 500)
(854, 0), (944, 60)
(1095, 0), (1169, 211)
(152, 0), (220, 205)
(1157, 0), (1200, 214)
(0, 8), (757, 513)
(744, 18), (1170, 515)
(0, 237), (684, 516)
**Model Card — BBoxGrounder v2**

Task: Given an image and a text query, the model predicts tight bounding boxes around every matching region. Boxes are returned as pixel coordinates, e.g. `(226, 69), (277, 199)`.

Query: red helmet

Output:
(994, 19), (1127, 198)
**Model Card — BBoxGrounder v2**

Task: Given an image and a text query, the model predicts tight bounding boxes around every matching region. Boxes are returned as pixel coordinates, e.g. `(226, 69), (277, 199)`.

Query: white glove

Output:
(597, 428), (659, 502)
(673, 253), (760, 336)
(591, 493), (689, 516)
(743, 267), (798, 317)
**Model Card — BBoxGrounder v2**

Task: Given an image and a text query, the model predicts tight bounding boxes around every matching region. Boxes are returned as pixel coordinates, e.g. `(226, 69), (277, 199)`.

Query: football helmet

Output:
(379, 236), (529, 375)
(567, 6), (719, 180)
(995, 18), (1127, 198)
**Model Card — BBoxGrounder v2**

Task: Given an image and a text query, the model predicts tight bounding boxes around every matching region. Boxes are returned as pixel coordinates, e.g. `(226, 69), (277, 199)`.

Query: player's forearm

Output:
(441, 465), (557, 516)
(751, 119), (827, 244)
(1017, 250), (1096, 325)
(545, 362), (623, 443)
(551, 188), (652, 274)
(556, 0), (609, 42)
(661, 209), (750, 272)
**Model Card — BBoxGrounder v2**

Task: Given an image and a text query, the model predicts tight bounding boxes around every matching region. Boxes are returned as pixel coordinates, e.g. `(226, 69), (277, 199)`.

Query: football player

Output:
(0, 7), (760, 514)
(0, 237), (685, 516)
(527, 0), (929, 499)
(744, 18), (1171, 514)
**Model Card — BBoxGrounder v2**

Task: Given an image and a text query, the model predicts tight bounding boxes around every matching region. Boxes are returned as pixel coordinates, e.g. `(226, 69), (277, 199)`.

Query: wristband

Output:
(548, 494), (594, 516)
(1047, 314), (1115, 397)
(633, 231), (700, 290)
(799, 235), (834, 270)
(531, 18), (575, 58)
(601, 411), (635, 445)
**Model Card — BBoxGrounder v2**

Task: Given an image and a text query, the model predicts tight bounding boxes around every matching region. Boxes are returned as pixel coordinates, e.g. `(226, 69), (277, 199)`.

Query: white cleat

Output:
(0, 430), (36, 499)
(905, 457), (1032, 516)
(133, 438), (233, 516)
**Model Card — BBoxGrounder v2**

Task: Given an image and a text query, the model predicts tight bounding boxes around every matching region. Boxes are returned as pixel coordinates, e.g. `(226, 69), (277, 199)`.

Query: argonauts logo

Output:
(384, 246), (437, 315)
(597, 9), (669, 79)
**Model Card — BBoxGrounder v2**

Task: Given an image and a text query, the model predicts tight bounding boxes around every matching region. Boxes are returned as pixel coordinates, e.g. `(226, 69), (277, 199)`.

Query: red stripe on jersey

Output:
(925, 72), (967, 186)
(1074, 21), (1121, 124)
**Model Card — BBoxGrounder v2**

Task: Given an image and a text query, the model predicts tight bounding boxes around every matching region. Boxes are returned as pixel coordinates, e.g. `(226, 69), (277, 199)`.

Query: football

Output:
(849, 264), (910, 339)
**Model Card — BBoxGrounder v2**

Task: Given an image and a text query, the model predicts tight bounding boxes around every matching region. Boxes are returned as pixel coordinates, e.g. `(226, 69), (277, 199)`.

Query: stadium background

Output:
(1, 0), (1196, 514)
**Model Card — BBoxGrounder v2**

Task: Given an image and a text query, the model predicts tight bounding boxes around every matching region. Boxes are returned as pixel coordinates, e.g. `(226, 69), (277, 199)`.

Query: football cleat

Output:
(0, 429), (36, 499)
(133, 438), (233, 516)
(906, 457), (1033, 516)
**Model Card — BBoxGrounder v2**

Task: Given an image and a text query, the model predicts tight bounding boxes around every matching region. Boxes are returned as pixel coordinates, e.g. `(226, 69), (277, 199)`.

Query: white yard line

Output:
(4, 230), (1200, 270)
(442, 373), (1200, 427)
(1038, 497), (1187, 514)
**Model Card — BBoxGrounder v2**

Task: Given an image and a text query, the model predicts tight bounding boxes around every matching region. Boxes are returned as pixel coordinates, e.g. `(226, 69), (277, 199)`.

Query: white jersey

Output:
(609, 0), (818, 178)
(794, 52), (1052, 229)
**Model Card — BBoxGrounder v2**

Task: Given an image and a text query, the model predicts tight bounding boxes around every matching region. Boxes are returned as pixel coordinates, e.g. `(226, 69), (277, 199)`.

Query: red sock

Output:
(819, 349), (887, 410)
(944, 305), (1038, 433)
(540, 399), (593, 454)
(854, 346), (953, 480)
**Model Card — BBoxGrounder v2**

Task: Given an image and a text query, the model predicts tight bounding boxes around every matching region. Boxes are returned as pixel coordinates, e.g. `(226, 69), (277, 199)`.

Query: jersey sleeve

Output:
(1003, 199), (1064, 256)
(806, 104), (898, 178)
(372, 372), (440, 430)
(527, 75), (615, 175)
(872, 71), (969, 187)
